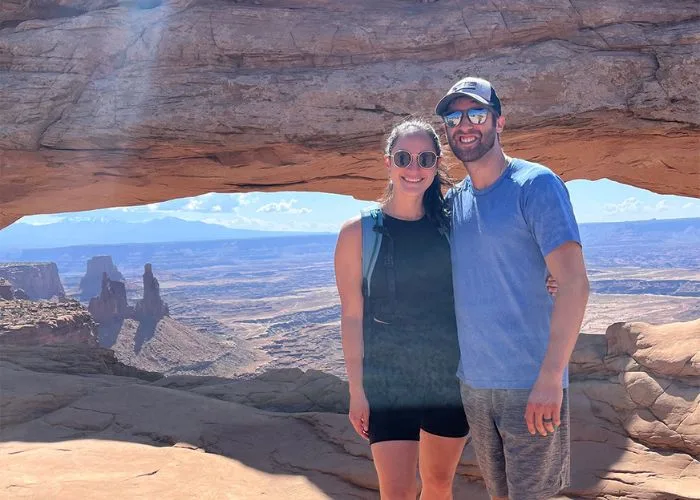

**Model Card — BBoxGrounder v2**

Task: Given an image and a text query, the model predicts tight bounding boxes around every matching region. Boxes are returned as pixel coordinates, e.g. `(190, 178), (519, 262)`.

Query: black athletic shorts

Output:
(368, 405), (469, 444)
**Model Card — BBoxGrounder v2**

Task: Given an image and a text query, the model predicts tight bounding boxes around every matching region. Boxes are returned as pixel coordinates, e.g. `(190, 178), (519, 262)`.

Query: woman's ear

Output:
(384, 154), (392, 172)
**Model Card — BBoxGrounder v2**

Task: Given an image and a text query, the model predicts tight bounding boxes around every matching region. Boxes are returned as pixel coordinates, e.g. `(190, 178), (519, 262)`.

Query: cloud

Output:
(603, 197), (640, 214)
(256, 199), (312, 215)
(212, 205), (222, 212)
(643, 200), (672, 213)
(146, 203), (160, 212)
(183, 199), (204, 211)
(236, 193), (259, 206)
(682, 202), (695, 209)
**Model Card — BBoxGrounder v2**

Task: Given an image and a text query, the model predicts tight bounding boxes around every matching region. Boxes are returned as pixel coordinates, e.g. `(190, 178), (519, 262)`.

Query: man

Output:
(435, 77), (590, 500)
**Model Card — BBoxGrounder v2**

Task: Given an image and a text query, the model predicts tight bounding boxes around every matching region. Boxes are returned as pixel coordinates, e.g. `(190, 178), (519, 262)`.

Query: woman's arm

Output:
(334, 216), (369, 439)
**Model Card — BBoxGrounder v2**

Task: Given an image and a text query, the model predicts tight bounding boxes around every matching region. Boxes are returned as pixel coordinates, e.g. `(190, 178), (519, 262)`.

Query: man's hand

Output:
(348, 389), (370, 440)
(525, 373), (563, 436)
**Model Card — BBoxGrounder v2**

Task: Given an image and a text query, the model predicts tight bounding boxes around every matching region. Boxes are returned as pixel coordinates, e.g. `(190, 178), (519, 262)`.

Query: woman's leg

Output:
(371, 440), (420, 500)
(418, 430), (468, 500)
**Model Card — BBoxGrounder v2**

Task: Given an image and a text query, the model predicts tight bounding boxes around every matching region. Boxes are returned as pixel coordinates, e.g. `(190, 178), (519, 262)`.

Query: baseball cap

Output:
(435, 77), (502, 116)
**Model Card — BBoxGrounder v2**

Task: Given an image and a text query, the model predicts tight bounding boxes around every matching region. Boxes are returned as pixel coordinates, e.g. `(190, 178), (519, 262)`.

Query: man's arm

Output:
(525, 241), (589, 436)
(520, 170), (589, 436)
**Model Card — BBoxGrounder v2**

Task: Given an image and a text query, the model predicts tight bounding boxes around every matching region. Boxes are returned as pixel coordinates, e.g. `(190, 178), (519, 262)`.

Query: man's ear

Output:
(384, 154), (392, 172)
(496, 115), (505, 134)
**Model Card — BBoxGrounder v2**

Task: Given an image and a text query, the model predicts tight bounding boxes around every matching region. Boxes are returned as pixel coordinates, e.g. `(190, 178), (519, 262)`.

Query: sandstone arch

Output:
(1, 0), (698, 229)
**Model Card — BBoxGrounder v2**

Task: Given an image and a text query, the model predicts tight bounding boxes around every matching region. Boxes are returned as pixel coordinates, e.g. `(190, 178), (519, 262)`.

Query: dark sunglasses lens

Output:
(418, 152), (437, 168)
(393, 151), (412, 168)
(443, 111), (462, 128)
(468, 108), (489, 124)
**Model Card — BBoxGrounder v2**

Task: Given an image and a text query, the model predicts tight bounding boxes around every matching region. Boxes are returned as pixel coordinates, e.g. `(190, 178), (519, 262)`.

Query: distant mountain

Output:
(579, 217), (700, 269)
(0, 217), (315, 253)
(1, 216), (698, 270)
(579, 217), (700, 247)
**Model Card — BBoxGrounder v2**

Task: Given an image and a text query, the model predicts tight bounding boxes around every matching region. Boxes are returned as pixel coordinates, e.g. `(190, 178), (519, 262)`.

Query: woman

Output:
(334, 119), (468, 499)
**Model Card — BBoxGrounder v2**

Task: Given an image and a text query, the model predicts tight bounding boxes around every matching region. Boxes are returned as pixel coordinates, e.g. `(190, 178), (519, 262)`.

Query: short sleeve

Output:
(522, 172), (581, 257)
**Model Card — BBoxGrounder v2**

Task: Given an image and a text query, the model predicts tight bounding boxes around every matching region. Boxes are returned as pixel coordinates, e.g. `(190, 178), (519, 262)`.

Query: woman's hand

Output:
(348, 389), (370, 441)
(546, 274), (558, 296)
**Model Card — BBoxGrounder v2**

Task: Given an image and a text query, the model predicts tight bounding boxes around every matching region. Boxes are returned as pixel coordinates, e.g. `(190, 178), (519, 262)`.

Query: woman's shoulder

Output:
(339, 214), (362, 234)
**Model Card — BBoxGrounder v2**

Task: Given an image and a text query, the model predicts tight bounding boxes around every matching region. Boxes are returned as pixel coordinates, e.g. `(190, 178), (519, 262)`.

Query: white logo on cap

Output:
(459, 81), (478, 91)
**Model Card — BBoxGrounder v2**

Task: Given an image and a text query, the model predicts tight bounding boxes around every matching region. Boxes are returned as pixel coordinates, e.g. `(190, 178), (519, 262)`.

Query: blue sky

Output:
(14, 178), (700, 232)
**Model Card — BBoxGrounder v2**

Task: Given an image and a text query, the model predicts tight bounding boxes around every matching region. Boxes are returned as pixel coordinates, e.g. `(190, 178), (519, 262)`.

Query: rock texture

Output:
(0, 299), (98, 346)
(156, 367), (349, 413)
(88, 271), (132, 324)
(98, 316), (262, 377)
(79, 256), (125, 301)
(0, 278), (12, 300)
(1, 321), (699, 499)
(0, 0), (698, 229)
(133, 263), (169, 321)
(0, 263), (65, 299)
(564, 319), (699, 499)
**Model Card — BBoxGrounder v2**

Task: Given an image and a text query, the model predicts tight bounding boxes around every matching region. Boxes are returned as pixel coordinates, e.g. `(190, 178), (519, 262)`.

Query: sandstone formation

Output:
(133, 263), (169, 320)
(79, 256), (125, 301)
(1, 0), (698, 229)
(0, 299), (98, 347)
(1, 321), (698, 499)
(0, 278), (12, 300)
(0, 262), (65, 299)
(99, 316), (262, 376)
(564, 319), (699, 499)
(156, 367), (349, 414)
(88, 272), (132, 324)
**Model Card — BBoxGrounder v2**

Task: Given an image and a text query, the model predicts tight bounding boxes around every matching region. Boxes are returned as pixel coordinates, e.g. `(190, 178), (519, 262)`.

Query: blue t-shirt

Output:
(448, 158), (581, 389)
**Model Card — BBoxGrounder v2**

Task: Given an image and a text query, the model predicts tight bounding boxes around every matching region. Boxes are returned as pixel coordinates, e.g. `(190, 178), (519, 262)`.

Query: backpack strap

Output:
(360, 208), (383, 298)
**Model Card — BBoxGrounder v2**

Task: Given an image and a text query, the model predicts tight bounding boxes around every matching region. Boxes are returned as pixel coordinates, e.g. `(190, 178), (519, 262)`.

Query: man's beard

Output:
(448, 127), (497, 163)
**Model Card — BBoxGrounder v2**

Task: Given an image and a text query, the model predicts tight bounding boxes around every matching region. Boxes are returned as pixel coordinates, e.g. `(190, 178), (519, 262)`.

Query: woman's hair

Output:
(380, 119), (453, 233)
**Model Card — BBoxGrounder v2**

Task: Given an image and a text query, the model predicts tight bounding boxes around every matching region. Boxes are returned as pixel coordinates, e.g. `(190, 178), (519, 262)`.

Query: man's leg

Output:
(495, 388), (571, 500)
(460, 383), (510, 499)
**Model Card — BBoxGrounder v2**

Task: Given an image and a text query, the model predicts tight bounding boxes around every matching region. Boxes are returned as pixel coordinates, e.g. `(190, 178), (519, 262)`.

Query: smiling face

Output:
(384, 130), (439, 198)
(444, 97), (504, 163)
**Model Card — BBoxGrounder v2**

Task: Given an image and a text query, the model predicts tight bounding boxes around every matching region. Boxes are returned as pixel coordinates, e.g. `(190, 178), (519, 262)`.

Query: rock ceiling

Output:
(0, 0), (698, 228)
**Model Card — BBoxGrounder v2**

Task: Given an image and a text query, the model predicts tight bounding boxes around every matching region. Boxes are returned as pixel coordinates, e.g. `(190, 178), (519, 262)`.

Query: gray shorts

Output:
(460, 383), (570, 500)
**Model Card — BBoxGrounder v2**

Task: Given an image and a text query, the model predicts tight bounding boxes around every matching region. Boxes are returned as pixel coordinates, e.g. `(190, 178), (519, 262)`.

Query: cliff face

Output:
(88, 272), (132, 324)
(79, 256), (125, 301)
(0, 299), (98, 347)
(0, 0), (698, 228)
(0, 263), (65, 300)
(133, 264), (169, 321)
(563, 319), (699, 498)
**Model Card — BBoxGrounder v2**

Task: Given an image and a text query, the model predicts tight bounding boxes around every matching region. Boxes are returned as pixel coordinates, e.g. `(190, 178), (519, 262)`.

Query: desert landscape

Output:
(1, 0), (699, 498)
(1, 217), (698, 498)
(9, 218), (696, 378)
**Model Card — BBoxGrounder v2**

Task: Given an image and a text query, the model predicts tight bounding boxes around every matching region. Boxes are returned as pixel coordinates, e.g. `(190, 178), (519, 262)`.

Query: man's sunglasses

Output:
(441, 108), (490, 128)
(389, 150), (438, 169)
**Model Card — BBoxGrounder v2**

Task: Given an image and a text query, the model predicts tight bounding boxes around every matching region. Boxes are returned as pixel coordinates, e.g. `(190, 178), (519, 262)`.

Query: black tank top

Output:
(362, 214), (462, 408)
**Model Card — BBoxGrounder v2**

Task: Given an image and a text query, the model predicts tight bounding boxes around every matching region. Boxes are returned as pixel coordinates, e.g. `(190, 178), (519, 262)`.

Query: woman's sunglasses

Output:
(389, 150), (438, 169)
(441, 108), (490, 128)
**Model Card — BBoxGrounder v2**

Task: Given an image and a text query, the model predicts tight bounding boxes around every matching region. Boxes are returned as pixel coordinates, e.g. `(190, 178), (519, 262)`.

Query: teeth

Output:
(402, 178), (422, 183)
(460, 136), (477, 144)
